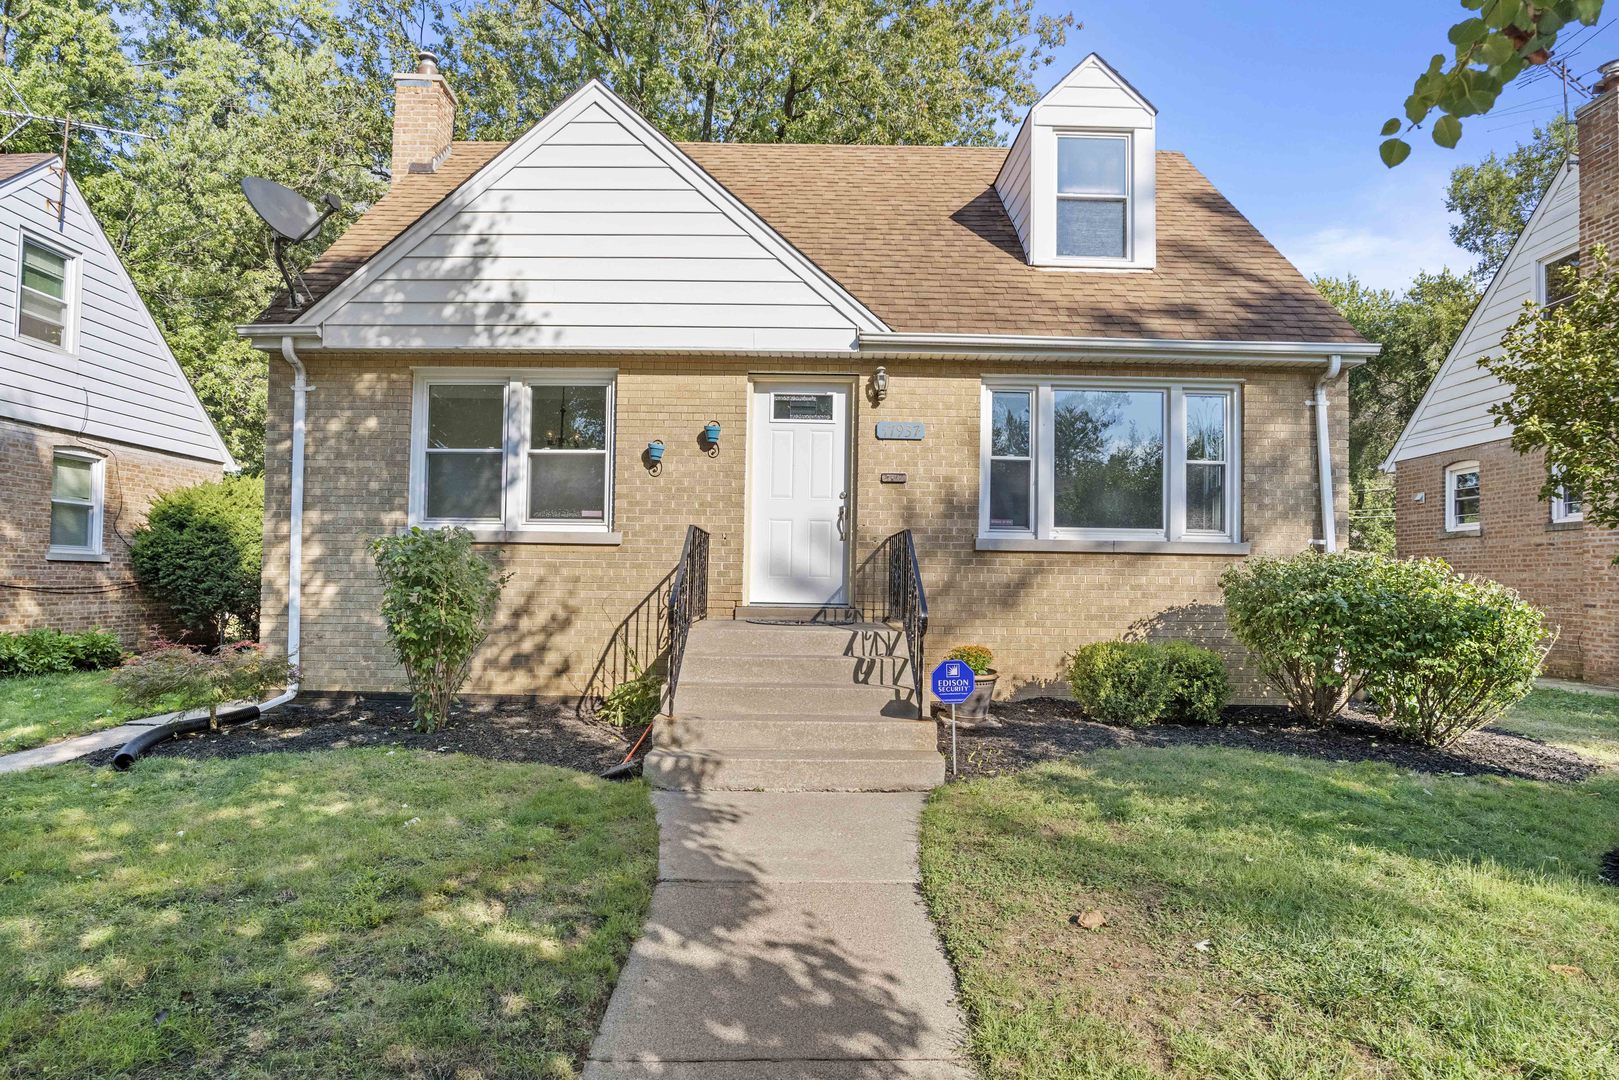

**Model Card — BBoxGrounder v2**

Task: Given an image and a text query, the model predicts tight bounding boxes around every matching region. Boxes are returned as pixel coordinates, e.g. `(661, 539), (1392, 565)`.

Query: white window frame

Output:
(1053, 132), (1133, 263)
(48, 448), (104, 557)
(978, 376), (1242, 548)
(15, 231), (80, 352)
(1538, 246), (1580, 308)
(1444, 461), (1482, 534)
(408, 368), (617, 538)
(1551, 484), (1583, 524)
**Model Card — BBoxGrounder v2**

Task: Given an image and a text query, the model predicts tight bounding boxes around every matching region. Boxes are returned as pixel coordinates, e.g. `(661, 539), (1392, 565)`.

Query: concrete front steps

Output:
(642, 620), (945, 792)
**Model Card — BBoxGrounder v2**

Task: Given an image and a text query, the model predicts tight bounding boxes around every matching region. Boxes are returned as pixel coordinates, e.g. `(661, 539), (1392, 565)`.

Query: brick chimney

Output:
(1577, 59), (1619, 263)
(391, 51), (457, 183)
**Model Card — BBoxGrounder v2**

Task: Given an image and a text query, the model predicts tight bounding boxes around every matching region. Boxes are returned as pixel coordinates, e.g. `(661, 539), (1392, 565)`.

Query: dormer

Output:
(995, 54), (1157, 271)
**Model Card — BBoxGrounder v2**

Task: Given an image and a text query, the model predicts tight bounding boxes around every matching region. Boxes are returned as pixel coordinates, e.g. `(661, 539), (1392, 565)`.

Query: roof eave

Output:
(858, 331), (1376, 365)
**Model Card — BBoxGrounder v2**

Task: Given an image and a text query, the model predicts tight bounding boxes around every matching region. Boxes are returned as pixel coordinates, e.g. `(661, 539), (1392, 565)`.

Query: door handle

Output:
(837, 491), (848, 541)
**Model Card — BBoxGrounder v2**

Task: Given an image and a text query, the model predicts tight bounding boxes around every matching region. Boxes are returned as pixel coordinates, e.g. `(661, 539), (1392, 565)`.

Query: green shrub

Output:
(598, 650), (662, 728)
(1360, 558), (1551, 747)
(944, 644), (995, 675)
(370, 527), (510, 732)
(130, 475), (264, 646)
(1219, 551), (1385, 725)
(1065, 641), (1170, 727)
(1156, 641), (1232, 725)
(111, 641), (294, 729)
(0, 628), (125, 678)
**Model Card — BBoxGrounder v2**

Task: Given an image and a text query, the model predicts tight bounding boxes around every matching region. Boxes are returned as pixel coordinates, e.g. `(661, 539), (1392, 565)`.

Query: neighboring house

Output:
(240, 53), (1373, 703)
(1385, 72), (1619, 686)
(0, 153), (234, 642)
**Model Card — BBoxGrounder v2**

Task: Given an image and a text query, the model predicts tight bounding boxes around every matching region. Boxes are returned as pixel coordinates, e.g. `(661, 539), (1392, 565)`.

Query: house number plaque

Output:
(880, 472), (907, 484)
(875, 421), (925, 440)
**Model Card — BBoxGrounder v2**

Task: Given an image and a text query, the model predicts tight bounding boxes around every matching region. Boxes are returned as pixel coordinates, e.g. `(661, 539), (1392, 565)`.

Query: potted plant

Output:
(940, 644), (998, 727)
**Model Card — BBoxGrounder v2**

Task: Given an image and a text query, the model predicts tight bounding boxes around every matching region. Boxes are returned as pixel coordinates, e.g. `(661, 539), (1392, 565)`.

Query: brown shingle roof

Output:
(0, 153), (57, 183)
(257, 140), (1361, 345)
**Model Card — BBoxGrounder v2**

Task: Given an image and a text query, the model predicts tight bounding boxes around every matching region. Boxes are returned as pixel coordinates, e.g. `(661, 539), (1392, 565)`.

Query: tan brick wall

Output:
(1394, 438), (1619, 684)
(263, 352), (1347, 704)
(0, 417), (224, 643)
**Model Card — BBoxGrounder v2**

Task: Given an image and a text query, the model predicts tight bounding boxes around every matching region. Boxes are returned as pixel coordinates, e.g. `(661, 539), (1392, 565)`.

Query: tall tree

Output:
(1316, 271), (1480, 552)
(1446, 116), (1575, 281)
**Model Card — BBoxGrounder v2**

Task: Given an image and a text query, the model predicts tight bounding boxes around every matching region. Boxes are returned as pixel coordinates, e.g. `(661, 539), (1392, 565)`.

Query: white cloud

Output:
(1270, 166), (1471, 291)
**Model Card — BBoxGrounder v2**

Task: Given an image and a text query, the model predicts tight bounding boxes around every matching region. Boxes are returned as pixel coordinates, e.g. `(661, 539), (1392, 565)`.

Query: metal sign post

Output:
(930, 660), (976, 776)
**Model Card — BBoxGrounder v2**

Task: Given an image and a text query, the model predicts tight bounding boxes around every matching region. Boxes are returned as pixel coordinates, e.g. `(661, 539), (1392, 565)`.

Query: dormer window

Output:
(1056, 135), (1130, 259)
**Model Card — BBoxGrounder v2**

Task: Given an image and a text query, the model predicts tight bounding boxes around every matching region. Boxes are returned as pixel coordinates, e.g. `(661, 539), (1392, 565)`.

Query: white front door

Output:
(749, 381), (850, 605)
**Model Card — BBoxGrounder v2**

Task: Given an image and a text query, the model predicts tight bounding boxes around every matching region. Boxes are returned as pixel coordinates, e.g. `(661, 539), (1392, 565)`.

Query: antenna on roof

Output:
(241, 177), (343, 310)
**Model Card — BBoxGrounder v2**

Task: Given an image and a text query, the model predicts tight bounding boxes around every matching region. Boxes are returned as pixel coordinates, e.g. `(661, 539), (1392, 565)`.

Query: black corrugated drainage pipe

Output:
(111, 704), (262, 771)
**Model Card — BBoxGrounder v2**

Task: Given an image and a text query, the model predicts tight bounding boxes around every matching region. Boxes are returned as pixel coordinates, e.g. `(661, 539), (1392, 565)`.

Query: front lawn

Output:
(921, 746), (1619, 1078)
(0, 670), (186, 756)
(1495, 688), (1619, 766)
(0, 749), (657, 1078)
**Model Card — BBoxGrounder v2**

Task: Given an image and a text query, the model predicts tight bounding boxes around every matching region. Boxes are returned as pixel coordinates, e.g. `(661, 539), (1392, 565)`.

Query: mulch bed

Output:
(82, 695), (644, 774)
(936, 698), (1603, 785)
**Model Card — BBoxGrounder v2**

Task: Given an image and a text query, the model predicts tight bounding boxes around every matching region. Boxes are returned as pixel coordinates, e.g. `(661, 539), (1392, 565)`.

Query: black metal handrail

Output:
(664, 524), (710, 715)
(882, 529), (928, 712)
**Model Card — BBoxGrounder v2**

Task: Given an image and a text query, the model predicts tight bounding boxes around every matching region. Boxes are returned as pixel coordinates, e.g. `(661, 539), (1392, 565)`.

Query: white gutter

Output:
(257, 335), (309, 712)
(859, 331), (1380, 364)
(1311, 354), (1343, 553)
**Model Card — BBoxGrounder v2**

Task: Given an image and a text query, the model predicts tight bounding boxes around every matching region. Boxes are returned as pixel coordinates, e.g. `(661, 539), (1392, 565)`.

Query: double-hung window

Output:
(18, 238), (75, 349)
(1551, 480), (1583, 524)
(1056, 135), (1130, 260)
(980, 379), (1240, 547)
(1541, 250), (1579, 308)
(49, 449), (103, 557)
(1444, 461), (1481, 533)
(411, 370), (615, 537)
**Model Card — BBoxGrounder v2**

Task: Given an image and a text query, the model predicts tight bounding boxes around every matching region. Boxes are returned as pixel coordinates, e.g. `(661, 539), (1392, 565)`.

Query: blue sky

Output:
(1025, 2), (1615, 289)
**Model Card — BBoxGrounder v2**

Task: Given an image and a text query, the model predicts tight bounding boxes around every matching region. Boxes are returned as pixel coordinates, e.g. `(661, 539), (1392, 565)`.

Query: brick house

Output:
(1, 154), (234, 643)
(1385, 66), (1619, 687)
(240, 53), (1374, 715)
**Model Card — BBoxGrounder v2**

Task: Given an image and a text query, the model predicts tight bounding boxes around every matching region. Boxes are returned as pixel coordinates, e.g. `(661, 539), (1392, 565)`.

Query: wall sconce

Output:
(869, 365), (889, 404)
(703, 420), (722, 457)
(645, 439), (665, 475)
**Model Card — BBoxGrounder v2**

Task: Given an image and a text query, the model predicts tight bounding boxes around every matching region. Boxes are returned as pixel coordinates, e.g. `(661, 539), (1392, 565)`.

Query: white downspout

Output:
(1312, 354), (1343, 553)
(258, 336), (308, 711)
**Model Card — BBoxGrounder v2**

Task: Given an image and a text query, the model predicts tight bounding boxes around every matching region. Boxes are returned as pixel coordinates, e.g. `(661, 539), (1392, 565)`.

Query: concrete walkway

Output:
(0, 717), (167, 774)
(584, 791), (973, 1078)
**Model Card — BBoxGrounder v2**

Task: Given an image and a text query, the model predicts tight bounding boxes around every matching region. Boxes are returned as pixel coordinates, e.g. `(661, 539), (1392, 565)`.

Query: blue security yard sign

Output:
(931, 660), (976, 705)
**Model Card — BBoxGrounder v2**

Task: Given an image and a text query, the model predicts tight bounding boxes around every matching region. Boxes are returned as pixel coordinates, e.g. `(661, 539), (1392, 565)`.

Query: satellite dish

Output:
(241, 177), (344, 310)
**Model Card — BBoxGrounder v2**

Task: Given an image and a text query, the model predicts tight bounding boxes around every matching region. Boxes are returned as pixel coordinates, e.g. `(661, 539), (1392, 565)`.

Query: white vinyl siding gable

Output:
(0, 164), (231, 464)
(1387, 161), (1577, 467)
(314, 91), (880, 352)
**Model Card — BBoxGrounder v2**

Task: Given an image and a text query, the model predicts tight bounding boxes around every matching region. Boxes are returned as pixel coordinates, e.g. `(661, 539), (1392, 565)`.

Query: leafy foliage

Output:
(369, 527), (509, 732)
(597, 650), (663, 728)
(1315, 271), (1480, 552)
(130, 476), (264, 647)
(1446, 116), (1574, 280)
(1360, 559), (1551, 747)
(1383, 1), (1602, 166)
(1486, 244), (1619, 542)
(1155, 641), (1232, 726)
(945, 644), (996, 676)
(110, 641), (295, 728)
(0, 628), (125, 679)
(1065, 641), (1171, 727)
(1220, 552), (1387, 725)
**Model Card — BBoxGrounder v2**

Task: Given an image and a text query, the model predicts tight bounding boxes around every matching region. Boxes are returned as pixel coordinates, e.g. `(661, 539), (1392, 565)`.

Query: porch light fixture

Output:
(703, 420), (721, 457)
(872, 365), (889, 403)
(645, 439), (665, 475)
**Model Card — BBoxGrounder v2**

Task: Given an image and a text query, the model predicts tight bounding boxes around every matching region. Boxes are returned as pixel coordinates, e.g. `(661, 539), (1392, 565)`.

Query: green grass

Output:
(921, 747), (1619, 1079)
(0, 749), (657, 1078)
(1494, 688), (1619, 766)
(0, 670), (188, 756)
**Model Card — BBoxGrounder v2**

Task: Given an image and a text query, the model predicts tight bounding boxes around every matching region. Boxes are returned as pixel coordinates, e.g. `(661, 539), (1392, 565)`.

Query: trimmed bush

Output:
(1066, 641), (1170, 727)
(130, 475), (264, 646)
(0, 628), (125, 678)
(944, 644), (995, 675)
(1219, 551), (1384, 725)
(1360, 558), (1550, 747)
(1156, 641), (1232, 725)
(370, 526), (510, 732)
